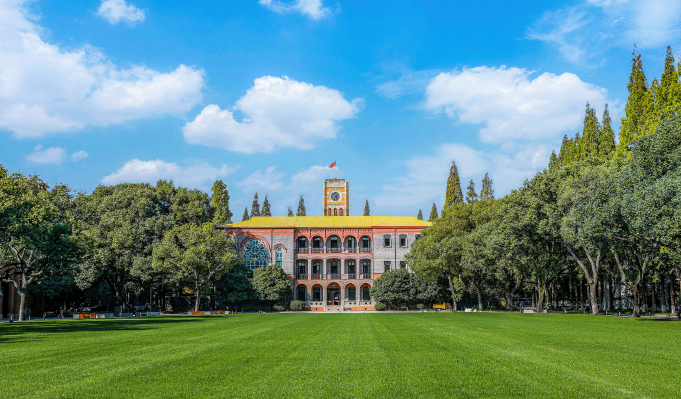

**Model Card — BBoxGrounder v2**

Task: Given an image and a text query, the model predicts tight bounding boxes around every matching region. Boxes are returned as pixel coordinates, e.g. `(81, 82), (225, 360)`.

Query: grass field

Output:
(0, 313), (679, 398)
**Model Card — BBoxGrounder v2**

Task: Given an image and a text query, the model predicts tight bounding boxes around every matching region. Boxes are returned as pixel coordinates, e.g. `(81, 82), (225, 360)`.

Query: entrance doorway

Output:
(327, 284), (341, 306)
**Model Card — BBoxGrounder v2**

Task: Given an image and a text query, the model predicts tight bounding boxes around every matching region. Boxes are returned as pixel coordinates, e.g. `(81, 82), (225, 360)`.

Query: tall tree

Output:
(363, 200), (370, 216)
(444, 161), (464, 209)
(261, 195), (271, 217)
(548, 150), (559, 171)
(580, 103), (601, 159)
(0, 175), (86, 321)
(657, 46), (680, 121)
(465, 180), (478, 203)
(619, 48), (652, 154)
(429, 203), (438, 222)
(215, 263), (256, 312)
(480, 173), (494, 200)
(152, 223), (236, 311)
(242, 207), (249, 222)
(296, 195), (306, 216)
(210, 180), (232, 225)
(417, 209), (423, 220)
(598, 104), (616, 158)
(287, 207), (294, 217)
(251, 264), (293, 307)
(250, 193), (261, 218)
(371, 269), (418, 308)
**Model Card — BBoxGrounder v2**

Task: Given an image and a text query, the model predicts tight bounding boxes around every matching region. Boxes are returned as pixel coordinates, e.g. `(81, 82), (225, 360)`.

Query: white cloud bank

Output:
(375, 143), (552, 214)
(0, 0), (204, 138)
(98, 0), (145, 25)
(425, 66), (608, 144)
(529, 0), (681, 63)
(102, 159), (237, 190)
(26, 146), (89, 165)
(259, 0), (332, 20)
(183, 76), (361, 154)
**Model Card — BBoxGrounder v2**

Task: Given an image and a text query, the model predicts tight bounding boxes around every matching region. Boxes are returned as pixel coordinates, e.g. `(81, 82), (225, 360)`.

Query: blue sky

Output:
(2, 0), (681, 217)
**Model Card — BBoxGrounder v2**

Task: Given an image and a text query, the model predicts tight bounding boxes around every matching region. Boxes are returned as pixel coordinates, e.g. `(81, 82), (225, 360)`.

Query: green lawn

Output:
(0, 313), (679, 398)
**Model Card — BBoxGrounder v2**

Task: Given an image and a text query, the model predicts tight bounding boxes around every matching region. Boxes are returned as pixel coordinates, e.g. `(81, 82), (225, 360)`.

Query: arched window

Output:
(334, 208), (338, 216)
(339, 208), (344, 216)
(361, 286), (371, 301)
(328, 208), (331, 216)
(243, 239), (269, 270)
(312, 286), (322, 301)
(348, 286), (356, 301)
(275, 246), (283, 267)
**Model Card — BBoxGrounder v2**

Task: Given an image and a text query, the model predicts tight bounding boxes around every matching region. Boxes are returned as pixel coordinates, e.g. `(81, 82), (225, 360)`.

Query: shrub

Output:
(273, 303), (287, 312)
(416, 303), (425, 310)
(289, 300), (305, 311)
(374, 303), (387, 311)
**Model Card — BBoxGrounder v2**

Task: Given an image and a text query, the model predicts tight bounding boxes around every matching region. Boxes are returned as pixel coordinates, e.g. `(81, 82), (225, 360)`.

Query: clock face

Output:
(330, 191), (341, 201)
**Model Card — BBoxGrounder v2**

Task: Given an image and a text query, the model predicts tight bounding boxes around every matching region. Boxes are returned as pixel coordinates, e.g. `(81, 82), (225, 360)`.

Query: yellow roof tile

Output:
(220, 216), (431, 228)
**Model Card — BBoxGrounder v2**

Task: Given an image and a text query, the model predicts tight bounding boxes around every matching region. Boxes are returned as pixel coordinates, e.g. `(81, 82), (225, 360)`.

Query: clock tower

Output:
(323, 178), (349, 216)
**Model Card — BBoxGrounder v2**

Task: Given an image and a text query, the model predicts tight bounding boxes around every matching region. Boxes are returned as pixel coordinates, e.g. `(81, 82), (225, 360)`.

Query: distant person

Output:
(520, 301), (524, 309)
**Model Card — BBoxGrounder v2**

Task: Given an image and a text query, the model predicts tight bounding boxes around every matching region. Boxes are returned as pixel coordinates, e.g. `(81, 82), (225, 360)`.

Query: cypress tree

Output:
(658, 46), (680, 121)
(619, 48), (650, 154)
(261, 195), (271, 217)
(363, 200), (370, 216)
(598, 104), (616, 158)
(428, 203), (438, 222)
(296, 195), (306, 216)
(242, 207), (249, 222)
(480, 173), (494, 200)
(580, 103), (601, 159)
(210, 179), (232, 224)
(646, 77), (661, 134)
(548, 150), (559, 171)
(444, 160), (464, 209)
(250, 193), (260, 218)
(465, 179), (478, 203)
(288, 207), (294, 216)
(417, 209), (423, 220)
(557, 135), (569, 166)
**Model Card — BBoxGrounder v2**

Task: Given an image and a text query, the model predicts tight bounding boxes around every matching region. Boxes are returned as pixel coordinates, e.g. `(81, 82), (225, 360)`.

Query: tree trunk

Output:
(608, 275), (614, 310)
(670, 272), (677, 316)
(18, 273), (28, 321)
(588, 279), (598, 315)
(632, 284), (642, 317)
(474, 282), (483, 311)
(651, 280), (657, 313)
(194, 289), (201, 312)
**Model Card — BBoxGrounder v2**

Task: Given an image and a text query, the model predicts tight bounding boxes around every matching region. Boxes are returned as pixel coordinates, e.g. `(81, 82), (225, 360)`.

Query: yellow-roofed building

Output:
(217, 178), (430, 311)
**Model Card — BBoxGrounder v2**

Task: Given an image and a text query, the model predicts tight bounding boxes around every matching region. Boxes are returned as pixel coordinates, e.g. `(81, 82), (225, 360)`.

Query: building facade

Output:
(217, 179), (430, 311)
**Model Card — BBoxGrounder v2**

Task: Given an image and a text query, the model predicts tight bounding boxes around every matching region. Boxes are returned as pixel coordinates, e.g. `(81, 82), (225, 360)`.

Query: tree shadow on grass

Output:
(0, 316), (214, 344)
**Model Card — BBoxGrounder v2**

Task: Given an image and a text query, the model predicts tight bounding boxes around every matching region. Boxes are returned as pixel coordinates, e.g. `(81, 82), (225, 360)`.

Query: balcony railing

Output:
(295, 273), (371, 280)
(295, 247), (372, 254)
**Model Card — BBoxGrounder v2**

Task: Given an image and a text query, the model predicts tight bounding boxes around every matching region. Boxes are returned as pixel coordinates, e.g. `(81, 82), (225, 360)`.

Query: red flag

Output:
(329, 161), (336, 168)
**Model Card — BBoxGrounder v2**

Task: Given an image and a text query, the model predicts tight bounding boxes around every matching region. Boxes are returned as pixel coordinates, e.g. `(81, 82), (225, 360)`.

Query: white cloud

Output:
(259, 0), (332, 20)
(98, 0), (145, 25)
(374, 143), (553, 215)
(102, 159), (236, 189)
(183, 76), (361, 154)
(529, 1), (681, 63)
(26, 145), (66, 165)
(235, 164), (338, 216)
(71, 150), (89, 162)
(424, 66), (608, 144)
(237, 166), (286, 194)
(0, 1), (204, 138)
